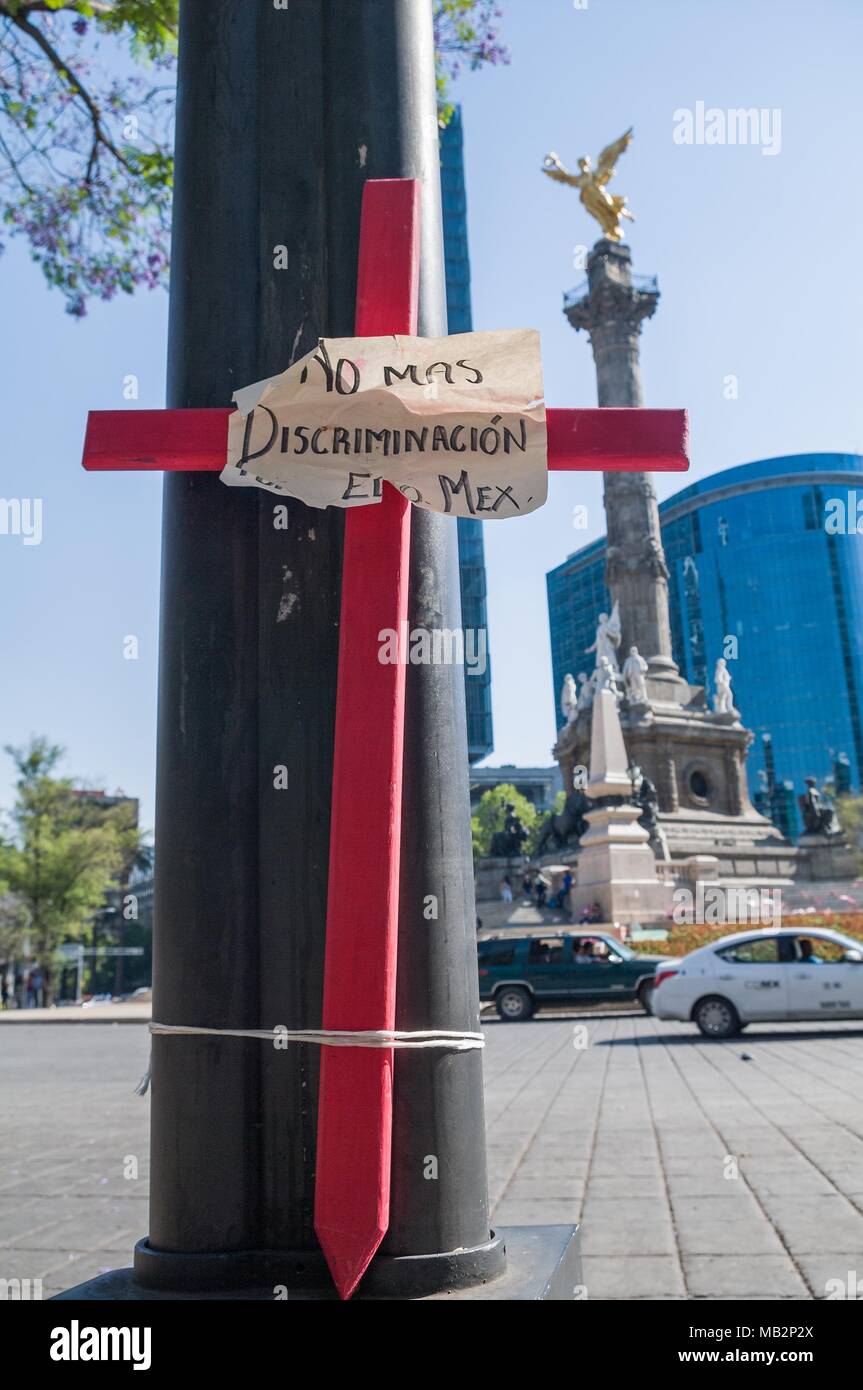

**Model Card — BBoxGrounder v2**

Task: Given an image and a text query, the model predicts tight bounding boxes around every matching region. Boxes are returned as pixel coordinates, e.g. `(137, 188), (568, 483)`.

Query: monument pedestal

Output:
(572, 803), (672, 923)
(796, 834), (859, 882)
(571, 686), (672, 924)
(556, 683), (796, 886)
(475, 854), (528, 904)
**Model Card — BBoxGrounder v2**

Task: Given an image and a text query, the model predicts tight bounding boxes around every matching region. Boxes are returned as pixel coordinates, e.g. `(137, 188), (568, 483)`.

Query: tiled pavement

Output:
(486, 1013), (863, 1299)
(2, 1015), (863, 1298)
(0, 1023), (151, 1297)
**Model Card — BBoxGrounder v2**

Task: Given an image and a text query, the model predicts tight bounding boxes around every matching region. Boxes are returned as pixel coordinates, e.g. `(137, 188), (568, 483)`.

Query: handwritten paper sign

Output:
(220, 329), (547, 519)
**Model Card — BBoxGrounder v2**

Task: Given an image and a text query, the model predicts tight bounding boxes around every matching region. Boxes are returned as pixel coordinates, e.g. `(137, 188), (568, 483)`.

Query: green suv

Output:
(478, 928), (668, 1021)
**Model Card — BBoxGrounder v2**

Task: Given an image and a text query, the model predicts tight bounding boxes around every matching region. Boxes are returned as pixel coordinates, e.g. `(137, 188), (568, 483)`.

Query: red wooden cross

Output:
(81, 178), (688, 1301)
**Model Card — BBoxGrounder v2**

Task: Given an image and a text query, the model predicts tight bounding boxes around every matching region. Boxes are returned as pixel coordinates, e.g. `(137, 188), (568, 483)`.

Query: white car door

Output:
(711, 936), (789, 1021)
(786, 934), (863, 1021)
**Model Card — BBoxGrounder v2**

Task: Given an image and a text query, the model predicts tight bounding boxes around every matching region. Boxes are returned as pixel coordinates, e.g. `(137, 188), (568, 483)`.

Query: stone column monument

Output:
(565, 241), (682, 694)
(542, 134), (795, 891)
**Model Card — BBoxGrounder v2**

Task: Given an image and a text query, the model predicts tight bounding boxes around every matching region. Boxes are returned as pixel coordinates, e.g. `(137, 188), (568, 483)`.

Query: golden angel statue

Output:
(542, 129), (635, 242)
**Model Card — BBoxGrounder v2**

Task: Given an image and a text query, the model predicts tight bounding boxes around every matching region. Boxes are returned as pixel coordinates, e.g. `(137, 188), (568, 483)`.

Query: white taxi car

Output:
(651, 927), (863, 1037)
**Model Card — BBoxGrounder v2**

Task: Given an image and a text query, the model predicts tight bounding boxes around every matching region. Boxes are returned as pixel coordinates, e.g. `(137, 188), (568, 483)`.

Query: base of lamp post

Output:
(51, 1226), (580, 1302)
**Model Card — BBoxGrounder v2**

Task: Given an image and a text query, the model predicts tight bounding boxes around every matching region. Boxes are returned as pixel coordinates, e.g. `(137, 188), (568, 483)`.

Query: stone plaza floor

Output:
(2, 1013), (863, 1299)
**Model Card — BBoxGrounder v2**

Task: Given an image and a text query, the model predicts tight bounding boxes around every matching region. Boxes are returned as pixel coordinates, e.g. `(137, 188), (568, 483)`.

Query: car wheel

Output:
(495, 986), (534, 1022)
(637, 981), (655, 1016)
(693, 995), (742, 1039)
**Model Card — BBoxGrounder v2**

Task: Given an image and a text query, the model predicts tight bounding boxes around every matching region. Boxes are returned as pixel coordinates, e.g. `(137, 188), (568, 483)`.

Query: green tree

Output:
(0, 892), (28, 970)
(434, 1), (508, 126)
(0, 737), (135, 1004)
(471, 783), (537, 861)
(1, 0), (507, 314)
(0, 0), (177, 315)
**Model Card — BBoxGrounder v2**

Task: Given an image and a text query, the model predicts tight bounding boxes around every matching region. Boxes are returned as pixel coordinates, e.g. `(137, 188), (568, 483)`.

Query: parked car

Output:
(651, 926), (863, 1038)
(477, 928), (668, 1021)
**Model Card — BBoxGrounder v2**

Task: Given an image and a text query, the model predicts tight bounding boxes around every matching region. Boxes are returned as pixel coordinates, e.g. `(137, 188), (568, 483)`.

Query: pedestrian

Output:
(535, 876), (547, 909)
(31, 966), (43, 1009)
(500, 875), (513, 903)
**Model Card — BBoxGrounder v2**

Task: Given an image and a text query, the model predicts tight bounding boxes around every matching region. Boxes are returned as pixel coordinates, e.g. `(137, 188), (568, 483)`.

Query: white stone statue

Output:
(622, 645), (649, 704)
(712, 657), (735, 714)
(595, 655), (622, 700)
(585, 600), (621, 672)
(576, 670), (594, 712)
(560, 673), (579, 724)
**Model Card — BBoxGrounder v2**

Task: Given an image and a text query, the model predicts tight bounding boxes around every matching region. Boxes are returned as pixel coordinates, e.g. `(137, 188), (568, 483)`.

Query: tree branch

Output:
(7, 5), (133, 178)
(0, 125), (35, 191)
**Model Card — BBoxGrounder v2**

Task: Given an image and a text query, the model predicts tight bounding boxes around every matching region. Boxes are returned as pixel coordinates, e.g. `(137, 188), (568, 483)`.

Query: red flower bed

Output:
(629, 912), (863, 958)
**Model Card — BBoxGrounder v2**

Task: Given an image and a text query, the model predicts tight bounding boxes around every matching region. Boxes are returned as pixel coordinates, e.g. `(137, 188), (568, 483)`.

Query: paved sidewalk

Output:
(0, 1023), (151, 1296)
(2, 1016), (863, 1298)
(486, 1014), (863, 1299)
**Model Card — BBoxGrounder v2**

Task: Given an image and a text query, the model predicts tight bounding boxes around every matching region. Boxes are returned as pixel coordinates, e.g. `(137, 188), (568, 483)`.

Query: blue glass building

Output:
(440, 106), (494, 761)
(547, 454), (863, 827)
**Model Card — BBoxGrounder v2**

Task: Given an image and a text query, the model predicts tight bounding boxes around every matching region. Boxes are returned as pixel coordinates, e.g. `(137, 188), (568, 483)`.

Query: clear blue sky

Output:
(2, 0), (862, 833)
